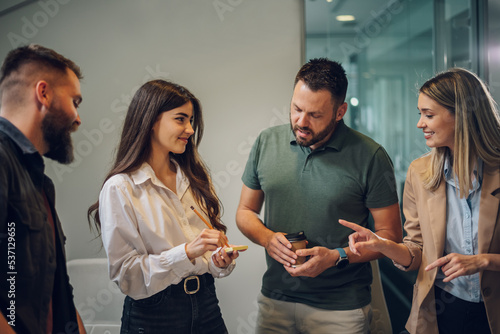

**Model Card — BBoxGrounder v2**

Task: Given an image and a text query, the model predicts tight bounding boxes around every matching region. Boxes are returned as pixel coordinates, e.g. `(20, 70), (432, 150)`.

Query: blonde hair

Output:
(419, 68), (500, 198)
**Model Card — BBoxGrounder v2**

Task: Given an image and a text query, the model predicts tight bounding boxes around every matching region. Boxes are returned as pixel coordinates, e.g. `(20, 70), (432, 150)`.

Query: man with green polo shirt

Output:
(236, 58), (402, 333)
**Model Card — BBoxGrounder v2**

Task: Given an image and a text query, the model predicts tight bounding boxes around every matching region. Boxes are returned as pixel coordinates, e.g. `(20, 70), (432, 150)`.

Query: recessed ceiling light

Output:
(336, 15), (356, 22)
(326, 0), (333, 3)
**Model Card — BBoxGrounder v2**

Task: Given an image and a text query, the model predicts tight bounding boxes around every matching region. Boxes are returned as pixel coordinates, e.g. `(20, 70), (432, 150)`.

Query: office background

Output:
(0, 0), (498, 333)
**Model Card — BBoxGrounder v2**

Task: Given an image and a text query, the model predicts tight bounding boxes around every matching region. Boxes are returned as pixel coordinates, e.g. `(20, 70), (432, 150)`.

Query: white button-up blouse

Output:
(99, 162), (235, 300)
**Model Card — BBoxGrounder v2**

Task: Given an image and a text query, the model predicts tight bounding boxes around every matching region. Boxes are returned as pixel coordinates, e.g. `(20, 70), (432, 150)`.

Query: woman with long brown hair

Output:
(88, 80), (241, 333)
(340, 68), (500, 334)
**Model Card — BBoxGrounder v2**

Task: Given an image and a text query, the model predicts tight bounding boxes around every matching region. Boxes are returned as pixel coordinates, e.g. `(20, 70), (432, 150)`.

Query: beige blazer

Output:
(399, 155), (500, 334)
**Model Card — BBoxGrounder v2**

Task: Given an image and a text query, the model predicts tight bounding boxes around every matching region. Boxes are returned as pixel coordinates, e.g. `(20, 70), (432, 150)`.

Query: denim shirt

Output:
(435, 156), (483, 302)
(0, 117), (78, 333)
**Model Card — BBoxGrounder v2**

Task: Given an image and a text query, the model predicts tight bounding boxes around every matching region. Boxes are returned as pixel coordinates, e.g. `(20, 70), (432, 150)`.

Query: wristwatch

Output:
(335, 248), (349, 269)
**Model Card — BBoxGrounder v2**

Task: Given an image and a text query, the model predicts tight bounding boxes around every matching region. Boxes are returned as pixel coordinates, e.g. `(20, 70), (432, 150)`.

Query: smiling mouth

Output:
(424, 131), (435, 139)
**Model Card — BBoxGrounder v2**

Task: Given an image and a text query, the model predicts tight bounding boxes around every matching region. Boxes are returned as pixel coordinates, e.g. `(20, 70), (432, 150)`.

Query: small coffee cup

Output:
(285, 231), (307, 266)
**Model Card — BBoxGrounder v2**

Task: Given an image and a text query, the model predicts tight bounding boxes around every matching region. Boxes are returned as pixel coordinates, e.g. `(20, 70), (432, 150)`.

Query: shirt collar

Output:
(444, 155), (483, 192)
(443, 155), (452, 180)
(131, 160), (190, 196)
(0, 116), (39, 155)
(0, 117), (46, 190)
(473, 158), (483, 190)
(289, 119), (347, 152)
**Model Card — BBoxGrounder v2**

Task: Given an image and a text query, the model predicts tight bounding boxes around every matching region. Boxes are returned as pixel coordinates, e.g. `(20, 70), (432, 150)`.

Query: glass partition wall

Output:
(305, 0), (488, 187)
(304, 0), (490, 331)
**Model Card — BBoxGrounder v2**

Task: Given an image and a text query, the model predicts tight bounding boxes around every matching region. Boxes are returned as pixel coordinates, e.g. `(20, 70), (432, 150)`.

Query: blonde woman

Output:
(340, 68), (500, 334)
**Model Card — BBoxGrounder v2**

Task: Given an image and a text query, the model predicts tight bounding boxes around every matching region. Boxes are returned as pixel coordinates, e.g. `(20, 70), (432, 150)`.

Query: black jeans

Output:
(120, 274), (228, 334)
(435, 286), (491, 334)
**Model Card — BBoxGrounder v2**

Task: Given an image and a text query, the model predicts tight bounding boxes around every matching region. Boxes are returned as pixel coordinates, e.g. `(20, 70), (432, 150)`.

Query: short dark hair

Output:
(294, 58), (348, 104)
(0, 44), (82, 91)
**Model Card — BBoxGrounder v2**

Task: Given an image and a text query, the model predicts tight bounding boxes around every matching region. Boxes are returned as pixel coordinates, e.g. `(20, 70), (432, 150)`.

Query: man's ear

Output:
(335, 102), (348, 121)
(35, 80), (50, 109)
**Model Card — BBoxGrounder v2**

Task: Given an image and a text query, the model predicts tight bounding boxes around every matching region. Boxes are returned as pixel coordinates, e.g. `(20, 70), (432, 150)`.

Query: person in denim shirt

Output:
(341, 68), (500, 334)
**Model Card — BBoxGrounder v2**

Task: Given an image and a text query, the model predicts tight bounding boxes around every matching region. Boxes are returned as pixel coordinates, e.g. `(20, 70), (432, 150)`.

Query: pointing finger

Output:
(339, 219), (364, 233)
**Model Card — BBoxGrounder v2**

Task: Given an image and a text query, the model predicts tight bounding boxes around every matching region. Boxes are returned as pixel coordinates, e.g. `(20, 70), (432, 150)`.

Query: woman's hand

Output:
(339, 219), (388, 256)
(212, 245), (244, 268)
(185, 229), (228, 260)
(425, 253), (489, 282)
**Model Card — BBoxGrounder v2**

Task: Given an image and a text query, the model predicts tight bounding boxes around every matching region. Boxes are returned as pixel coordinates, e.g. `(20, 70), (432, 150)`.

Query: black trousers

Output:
(434, 285), (491, 334)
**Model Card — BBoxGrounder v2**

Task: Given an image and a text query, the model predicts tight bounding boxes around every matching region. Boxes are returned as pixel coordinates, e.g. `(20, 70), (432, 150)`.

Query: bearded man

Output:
(236, 58), (402, 334)
(0, 44), (86, 334)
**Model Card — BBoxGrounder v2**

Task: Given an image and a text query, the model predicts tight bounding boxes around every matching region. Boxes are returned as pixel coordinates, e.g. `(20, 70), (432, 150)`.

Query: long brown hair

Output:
(419, 68), (500, 197)
(88, 80), (225, 234)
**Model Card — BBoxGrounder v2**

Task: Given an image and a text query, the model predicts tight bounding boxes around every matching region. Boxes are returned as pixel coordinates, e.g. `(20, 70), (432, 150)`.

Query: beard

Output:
(291, 115), (338, 148)
(42, 106), (77, 164)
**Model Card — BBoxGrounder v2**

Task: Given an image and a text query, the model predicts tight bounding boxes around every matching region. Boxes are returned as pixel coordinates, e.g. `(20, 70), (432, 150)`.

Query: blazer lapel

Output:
(428, 181), (447, 258)
(478, 164), (500, 253)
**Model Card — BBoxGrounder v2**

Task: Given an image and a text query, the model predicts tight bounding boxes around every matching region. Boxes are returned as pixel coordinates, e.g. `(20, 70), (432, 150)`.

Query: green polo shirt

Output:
(242, 120), (398, 310)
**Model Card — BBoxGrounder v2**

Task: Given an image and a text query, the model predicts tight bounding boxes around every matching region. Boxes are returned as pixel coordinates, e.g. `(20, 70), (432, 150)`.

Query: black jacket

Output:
(0, 117), (78, 334)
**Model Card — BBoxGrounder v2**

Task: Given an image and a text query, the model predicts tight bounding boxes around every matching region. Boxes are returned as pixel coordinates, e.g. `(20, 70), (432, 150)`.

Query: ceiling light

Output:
(336, 15), (355, 22)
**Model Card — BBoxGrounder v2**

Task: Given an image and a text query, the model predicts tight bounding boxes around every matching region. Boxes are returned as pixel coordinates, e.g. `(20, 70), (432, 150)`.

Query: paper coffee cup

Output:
(285, 231), (307, 266)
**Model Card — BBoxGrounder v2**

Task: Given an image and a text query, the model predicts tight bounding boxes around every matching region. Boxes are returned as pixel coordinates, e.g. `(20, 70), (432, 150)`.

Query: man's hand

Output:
(265, 232), (298, 267)
(284, 247), (336, 277)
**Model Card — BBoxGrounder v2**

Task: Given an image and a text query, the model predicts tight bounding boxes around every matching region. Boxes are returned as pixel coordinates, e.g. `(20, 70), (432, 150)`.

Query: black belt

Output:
(170, 273), (214, 295)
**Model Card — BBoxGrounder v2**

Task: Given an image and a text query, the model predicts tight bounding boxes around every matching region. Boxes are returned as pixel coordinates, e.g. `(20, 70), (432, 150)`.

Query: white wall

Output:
(0, 1), (303, 332)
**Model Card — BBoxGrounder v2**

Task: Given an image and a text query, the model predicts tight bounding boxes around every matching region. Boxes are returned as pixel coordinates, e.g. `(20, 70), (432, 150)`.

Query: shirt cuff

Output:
(160, 243), (195, 278)
(209, 247), (236, 278)
(393, 242), (419, 271)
